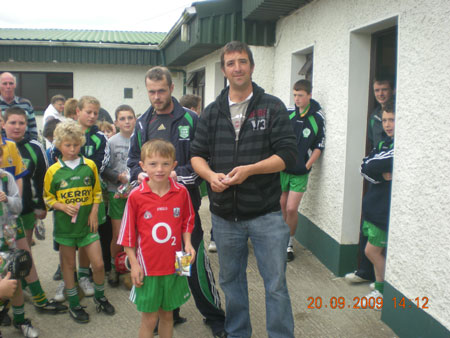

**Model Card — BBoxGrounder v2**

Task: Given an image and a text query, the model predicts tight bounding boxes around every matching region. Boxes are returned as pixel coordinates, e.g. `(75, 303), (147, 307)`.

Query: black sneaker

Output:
(53, 265), (62, 281)
(69, 305), (90, 323)
(287, 245), (294, 262)
(35, 299), (68, 314)
(107, 268), (120, 287)
(94, 297), (115, 315)
(0, 307), (10, 327)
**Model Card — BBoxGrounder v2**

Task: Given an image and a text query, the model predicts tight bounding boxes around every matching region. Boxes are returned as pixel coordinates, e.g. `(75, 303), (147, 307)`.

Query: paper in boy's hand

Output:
(175, 251), (192, 276)
(71, 202), (81, 223)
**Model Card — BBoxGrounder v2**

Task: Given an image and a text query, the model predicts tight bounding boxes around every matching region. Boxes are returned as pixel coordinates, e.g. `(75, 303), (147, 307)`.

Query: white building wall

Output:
(271, 0), (450, 329)
(0, 62), (184, 120)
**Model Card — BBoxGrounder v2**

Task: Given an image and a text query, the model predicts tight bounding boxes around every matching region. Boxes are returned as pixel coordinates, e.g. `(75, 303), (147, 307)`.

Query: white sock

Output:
(288, 236), (294, 247)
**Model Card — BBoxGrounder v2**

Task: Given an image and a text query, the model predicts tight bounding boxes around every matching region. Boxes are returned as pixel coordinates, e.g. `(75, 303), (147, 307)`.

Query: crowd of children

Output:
(0, 72), (395, 337)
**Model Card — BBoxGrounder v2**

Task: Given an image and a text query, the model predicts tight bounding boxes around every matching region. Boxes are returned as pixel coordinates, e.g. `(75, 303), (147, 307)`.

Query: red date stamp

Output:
(307, 296), (429, 310)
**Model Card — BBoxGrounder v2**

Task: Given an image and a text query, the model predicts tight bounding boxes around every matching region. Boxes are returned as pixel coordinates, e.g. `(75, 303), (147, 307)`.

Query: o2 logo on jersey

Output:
(152, 222), (176, 246)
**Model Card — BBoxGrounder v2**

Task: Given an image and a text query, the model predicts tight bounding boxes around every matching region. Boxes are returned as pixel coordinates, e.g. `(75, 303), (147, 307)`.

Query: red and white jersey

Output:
(118, 177), (195, 276)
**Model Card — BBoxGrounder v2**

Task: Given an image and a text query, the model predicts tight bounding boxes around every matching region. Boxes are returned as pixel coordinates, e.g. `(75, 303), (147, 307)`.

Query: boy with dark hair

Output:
(3, 107), (68, 315)
(119, 139), (195, 337)
(360, 101), (395, 307)
(179, 94), (202, 116)
(103, 104), (136, 286)
(280, 79), (325, 261)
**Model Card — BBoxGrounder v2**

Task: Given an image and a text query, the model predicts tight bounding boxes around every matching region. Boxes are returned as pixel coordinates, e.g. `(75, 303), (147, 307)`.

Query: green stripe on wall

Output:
(295, 213), (358, 276)
(382, 282), (449, 337)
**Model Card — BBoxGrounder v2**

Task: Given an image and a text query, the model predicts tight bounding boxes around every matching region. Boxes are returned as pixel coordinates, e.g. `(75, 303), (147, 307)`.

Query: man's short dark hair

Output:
(293, 79), (312, 94)
(179, 94), (201, 110)
(220, 41), (255, 69)
(145, 66), (173, 87)
(115, 104), (136, 120)
(374, 74), (395, 90)
(3, 106), (27, 123)
(51, 94), (66, 105)
(43, 118), (61, 138)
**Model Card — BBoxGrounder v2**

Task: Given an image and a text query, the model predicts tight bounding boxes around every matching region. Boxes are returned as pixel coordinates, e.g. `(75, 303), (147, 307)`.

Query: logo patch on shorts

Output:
(84, 176), (91, 186)
(173, 208), (180, 217)
(303, 128), (311, 138)
(144, 211), (152, 219)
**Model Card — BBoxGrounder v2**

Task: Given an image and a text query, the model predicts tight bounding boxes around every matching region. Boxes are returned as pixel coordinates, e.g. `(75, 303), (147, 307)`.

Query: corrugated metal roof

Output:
(0, 28), (166, 45)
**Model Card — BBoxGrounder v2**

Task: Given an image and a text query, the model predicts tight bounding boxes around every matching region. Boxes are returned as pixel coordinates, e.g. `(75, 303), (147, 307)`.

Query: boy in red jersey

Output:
(118, 139), (195, 338)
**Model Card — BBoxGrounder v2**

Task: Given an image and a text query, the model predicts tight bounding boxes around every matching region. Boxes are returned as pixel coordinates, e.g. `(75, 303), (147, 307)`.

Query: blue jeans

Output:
(212, 211), (294, 338)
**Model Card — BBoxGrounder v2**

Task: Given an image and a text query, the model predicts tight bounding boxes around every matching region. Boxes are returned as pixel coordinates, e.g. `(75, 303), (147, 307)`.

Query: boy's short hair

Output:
(54, 120), (86, 148)
(374, 75), (395, 90)
(114, 104), (136, 120)
(43, 119), (61, 139)
(145, 67), (172, 87)
(293, 79), (312, 94)
(64, 98), (78, 118)
(51, 94), (66, 105)
(179, 94), (201, 110)
(220, 41), (255, 69)
(383, 100), (395, 114)
(78, 96), (100, 111)
(3, 107), (27, 123)
(97, 120), (114, 133)
(141, 139), (175, 162)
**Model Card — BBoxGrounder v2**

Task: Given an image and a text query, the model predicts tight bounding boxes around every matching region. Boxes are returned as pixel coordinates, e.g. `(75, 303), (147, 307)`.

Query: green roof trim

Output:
(0, 28), (166, 45)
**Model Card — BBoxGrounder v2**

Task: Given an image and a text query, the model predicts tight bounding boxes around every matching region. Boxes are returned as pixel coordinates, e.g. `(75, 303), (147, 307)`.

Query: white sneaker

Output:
(78, 277), (94, 297)
(14, 318), (39, 338)
(370, 282), (375, 290)
(54, 281), (66, 302)
(344, 271), (370, 283)
(360, 289), (383, 311)
(208, 241), (217, 253)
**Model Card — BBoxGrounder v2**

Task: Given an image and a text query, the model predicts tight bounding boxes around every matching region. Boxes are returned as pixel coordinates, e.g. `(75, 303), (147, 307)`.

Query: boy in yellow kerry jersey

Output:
(43, 121), (115, 323)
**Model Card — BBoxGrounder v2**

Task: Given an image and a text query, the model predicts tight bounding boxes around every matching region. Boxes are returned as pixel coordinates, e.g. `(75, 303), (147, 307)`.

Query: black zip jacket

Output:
(284, 99), (325, 175)
(191, 82), (298, 221)
(127, 97), (201, 209)
(361, 137), (394, 231)
(17, 138), (48, 214)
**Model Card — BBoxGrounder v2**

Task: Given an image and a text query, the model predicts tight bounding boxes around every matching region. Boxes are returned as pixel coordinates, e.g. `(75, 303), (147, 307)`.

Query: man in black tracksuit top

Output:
(191, 41), (298, 338)
(127, 66), (226, 338)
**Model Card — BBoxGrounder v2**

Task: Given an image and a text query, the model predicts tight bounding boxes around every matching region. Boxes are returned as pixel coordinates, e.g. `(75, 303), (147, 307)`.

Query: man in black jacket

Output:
(191, 41), (297, 338)
(127, 66), (226, 338)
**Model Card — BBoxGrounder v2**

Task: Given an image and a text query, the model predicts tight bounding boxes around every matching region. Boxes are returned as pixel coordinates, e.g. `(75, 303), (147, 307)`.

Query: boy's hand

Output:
(34, 209), (47, 220)
(382, 172), (392, 181)
(118, 172), (129, 184)
(131, 264), (144, 287)
(0, 191), (7, 203)
(88, 208), (99, 233)
(137, 172), (148, 183)
(61, 203), (79, 217)
(0, 272), (18, 298)
(170, 171), (177, 181)
(184, 244), (196, 264)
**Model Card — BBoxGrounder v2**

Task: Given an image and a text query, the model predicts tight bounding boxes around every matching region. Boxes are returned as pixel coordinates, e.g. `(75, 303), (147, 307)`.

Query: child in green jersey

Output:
(44, 120), (115, 323)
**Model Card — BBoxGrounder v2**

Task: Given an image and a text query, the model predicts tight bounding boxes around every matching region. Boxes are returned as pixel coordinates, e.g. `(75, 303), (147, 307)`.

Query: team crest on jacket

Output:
(84, 145), (94, 157)
(173, 208), (180, 217)
(144, 211), (152, 219)
(303, 128), (311, 138)
(84, 176), (91, 186)
(178, 126), (189, 139)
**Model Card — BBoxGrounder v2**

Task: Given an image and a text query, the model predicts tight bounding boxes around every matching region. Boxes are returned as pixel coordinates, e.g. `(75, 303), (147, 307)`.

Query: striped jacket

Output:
(0, 96), (38, 140)
(191, 83), (298, 221)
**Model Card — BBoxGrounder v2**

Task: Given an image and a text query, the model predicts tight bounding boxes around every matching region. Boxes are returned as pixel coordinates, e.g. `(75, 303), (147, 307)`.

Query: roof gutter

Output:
(158, 6), (196, 50)
(0, 40), (160, 50)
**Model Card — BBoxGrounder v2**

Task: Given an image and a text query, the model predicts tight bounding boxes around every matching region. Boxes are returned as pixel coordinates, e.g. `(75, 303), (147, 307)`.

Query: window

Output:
(290, 46), (314, 107)
(3, 72), (73, 113)
(186, 69), (205, 111)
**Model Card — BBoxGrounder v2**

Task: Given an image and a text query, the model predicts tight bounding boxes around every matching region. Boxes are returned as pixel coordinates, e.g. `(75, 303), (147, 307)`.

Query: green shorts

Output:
(14, 217), (26, 240)
(55, 232), (100, 248)
(362, 220), (387, 247)
(98, 201), (107, 224)
(280, 172), (309, 193)
(107, 192), (127, 220)
(18, 212), (36, 231)
(130, 274), (190, 313)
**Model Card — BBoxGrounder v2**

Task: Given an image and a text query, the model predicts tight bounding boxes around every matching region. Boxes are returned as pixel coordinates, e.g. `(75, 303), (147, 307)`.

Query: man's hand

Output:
(137, 172), (148, 183)
(34, 209), (47, 220)
(209, 172), (230, 192)
(0, 272), (17, 298)
(382, 172), (392, 181)
(225, 165), (252, 186)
